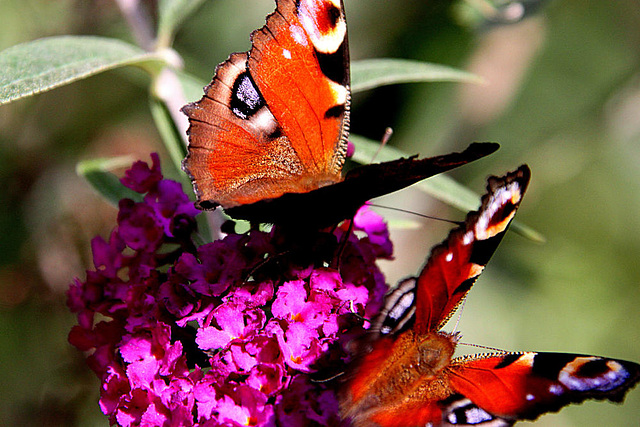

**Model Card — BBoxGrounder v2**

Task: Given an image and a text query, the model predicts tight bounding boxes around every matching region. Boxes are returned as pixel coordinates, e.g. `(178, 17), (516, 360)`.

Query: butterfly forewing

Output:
(413, 166), (530, 334)
(447, 352), (640, 422)
(182, 0), (351, 209)
(225, 143), (500, 228)
(249, 0), (351, 176)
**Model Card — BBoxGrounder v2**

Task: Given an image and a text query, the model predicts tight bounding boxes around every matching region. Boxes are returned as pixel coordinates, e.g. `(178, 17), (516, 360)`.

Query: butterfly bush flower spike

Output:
(68, 154), (392, 426)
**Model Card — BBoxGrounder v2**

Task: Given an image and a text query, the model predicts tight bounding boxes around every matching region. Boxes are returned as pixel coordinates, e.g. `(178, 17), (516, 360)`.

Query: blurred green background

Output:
(1, 0), (639, 426)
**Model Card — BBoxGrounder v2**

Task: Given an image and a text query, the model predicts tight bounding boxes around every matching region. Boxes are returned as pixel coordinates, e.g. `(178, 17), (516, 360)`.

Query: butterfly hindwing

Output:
(447, 352), (640, 423)
(440, 394), (513, 426)
(182, 52), (287, 208)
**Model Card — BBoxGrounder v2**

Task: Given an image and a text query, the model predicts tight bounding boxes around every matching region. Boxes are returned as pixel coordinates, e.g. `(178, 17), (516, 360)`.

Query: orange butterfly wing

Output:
(182, 0), (501, 227)
(413, 167), (529, 334)
(447, 352), (640, 423)
(183, 0), (349, 208)
(248, 0), (350, 176)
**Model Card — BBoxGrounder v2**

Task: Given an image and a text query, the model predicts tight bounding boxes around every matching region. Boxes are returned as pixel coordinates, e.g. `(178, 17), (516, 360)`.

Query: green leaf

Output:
(349, 134), (544, 242)
(157, 0), (208, 48)
(510, 221), (545, 243)
(177, 70), (208, 104)
(385, 218), (423, 230)
(0, 36), (166, 105)
(150, 95), (187, 174)
(350, 58), (482, 93)
(76, 157), (143, 206)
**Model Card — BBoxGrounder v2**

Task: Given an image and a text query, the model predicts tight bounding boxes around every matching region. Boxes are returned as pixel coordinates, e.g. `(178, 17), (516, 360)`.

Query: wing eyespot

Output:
(230, 72), (265, 120)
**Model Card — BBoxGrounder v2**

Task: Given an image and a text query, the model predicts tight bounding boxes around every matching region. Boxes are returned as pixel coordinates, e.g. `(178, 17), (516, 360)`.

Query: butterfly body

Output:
(182, 0), (498, 226)
(343, 330), (459, 427)
(340, 166), (640, 426)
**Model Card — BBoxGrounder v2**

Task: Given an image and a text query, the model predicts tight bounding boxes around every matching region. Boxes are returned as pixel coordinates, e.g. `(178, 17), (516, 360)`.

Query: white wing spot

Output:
(548, 384), (564, 395)
(290, 24), (307, 46)
(559, 358), (630, 392)
(389, 292), (414, 320)
(463, 231), (474, 246)
(475, 183), (520, 240)
(298, 0), (346, 54)
(445, 252), (453, 262)
(465, 406), (493, 424)
(329, 81), (348, 105)
(282, 48), (291, 59)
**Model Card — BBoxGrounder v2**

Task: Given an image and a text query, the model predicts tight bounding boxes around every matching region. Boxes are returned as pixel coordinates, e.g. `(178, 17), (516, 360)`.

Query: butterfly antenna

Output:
(367, 203), (462, 226)
(332, 218), (355, 269)
(458, 341), (508, 354)
(243, 250), (291, 284)
(346, 300), (372, 325)
(451, 296), (468, 334)
(311, 371), (345, 383)
(371, 127), (394, 163)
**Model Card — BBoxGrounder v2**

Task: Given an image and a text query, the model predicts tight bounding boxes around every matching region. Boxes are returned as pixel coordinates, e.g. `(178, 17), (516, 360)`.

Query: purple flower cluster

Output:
(68, 154), (393, 426)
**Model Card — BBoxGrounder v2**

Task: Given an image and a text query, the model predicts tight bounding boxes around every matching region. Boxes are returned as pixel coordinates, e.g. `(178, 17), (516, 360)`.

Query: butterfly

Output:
(181, 0), (498, 228)
(340, 165), (640, 426)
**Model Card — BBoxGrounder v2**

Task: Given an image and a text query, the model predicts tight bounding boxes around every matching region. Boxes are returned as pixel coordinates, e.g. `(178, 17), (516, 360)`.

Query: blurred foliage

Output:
(1, 0), (640, 426)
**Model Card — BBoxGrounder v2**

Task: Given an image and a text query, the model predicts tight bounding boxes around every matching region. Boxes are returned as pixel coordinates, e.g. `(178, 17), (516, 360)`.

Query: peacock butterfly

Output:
(182, 0), (498, 228)
(340, 165), (640, 426)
